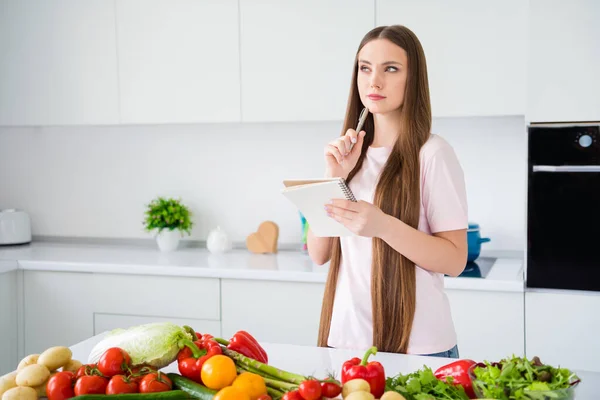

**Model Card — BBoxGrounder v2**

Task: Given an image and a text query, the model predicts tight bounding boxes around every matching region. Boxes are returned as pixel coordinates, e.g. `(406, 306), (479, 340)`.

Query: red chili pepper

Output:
(176, 337), (222, 383)
(226, 330), (268, 364)
(434, 359), (477, 399)
(341, 346), (386, 399)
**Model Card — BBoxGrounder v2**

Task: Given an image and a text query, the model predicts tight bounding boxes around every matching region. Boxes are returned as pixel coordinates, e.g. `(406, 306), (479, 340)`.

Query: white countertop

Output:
(69, 332), (596, 399)
(0, 240), (524, 291)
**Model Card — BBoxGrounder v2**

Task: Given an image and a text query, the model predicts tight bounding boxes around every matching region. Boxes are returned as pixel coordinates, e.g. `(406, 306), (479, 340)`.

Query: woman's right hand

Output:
(324, 129), (366, 179)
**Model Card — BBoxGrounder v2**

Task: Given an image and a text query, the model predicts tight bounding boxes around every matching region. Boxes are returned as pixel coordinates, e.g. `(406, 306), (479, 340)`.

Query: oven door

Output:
(527, 166), (600, 291)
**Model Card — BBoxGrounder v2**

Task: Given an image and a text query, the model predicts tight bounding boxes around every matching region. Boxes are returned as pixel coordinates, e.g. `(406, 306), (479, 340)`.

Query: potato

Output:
(1, 386), (38, 400)
(342, 378), (371, 398)
(15, 364), (50, 387)
(0, 372), (18, 397)
(380, 391), (407, 400)
(62, 359), (82, 373)
(17, 354), (39, 371)
(345, 391), (375, 400)
(33, 371), (57, 397)
(37, 346), (72, 371)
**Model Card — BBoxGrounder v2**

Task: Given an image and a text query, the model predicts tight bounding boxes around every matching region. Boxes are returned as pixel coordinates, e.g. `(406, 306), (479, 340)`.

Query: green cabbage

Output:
(88, 322), (193, 369)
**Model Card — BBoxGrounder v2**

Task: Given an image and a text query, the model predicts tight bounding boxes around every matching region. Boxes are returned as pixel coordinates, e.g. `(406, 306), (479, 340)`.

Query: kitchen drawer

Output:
(93, 274), (220, 321)
(93, 313), (221, 337)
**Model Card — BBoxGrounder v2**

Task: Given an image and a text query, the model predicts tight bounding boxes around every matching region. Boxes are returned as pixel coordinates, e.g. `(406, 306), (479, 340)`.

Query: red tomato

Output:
(46, 371), (75, 400)
(298, 379), (322, 400)
(106, 375), (139, 394)
(97, 347), (132, 377)
(74, 376), (108, 396)
(139, 372), (172, 393)
(127, 366), (157, 384)
(321, 381), (342, 398)
(281, 390), (303, 400)
(75, 364), (101, 379)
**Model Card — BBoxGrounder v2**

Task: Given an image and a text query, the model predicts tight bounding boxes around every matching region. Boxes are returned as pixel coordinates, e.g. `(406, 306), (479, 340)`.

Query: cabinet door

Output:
(93, 313), (221, 338)
(23, 271), (95, 355)
(221, 279), (325, 346)
(240, 0), (374, 122)
(446, 290), (525, 361)
(116, 0), (240, 123)
(527, 0), (600, 123)
(0, 0), (119, 125)
(0, 269), (18, 375)
(377, 0), (527, 117)
(526, 291), (600, 372)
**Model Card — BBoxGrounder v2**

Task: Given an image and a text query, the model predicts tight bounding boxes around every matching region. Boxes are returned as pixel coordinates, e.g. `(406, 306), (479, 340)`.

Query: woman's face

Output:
(357, 38), (408, 114)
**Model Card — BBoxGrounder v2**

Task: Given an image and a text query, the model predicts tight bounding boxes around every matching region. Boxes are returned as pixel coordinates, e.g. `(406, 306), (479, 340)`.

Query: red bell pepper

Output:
(176, 336), (222, 383)
(434, 359), (477, 399)
(341, 346), (386, 399)
(226, 330), (268, 364)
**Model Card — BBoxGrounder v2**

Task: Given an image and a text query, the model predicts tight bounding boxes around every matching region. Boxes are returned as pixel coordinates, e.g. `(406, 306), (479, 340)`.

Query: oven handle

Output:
(533, 165), (600, 172)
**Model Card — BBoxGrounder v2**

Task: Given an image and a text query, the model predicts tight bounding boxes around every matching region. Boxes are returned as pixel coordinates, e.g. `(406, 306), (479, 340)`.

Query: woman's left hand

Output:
(325, 199), (389, 237)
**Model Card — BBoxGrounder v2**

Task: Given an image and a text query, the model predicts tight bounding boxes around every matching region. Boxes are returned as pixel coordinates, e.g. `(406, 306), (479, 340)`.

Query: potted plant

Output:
(143, 197), (193, 252)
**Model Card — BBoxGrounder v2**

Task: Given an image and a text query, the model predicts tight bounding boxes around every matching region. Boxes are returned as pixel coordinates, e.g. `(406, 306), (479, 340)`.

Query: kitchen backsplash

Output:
(0, 116), (526, 251)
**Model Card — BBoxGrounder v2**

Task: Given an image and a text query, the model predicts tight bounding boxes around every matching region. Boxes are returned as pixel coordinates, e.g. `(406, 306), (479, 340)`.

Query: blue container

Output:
(467, 223), (490, 262)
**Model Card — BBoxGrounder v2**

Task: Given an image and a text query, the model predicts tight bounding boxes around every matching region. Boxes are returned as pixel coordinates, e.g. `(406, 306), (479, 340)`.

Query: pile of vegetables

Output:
(2, 322), (583, 400)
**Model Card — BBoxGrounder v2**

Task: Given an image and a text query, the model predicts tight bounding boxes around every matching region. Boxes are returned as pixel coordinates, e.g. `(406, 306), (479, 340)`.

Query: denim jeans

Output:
(421, 344), (460, 359)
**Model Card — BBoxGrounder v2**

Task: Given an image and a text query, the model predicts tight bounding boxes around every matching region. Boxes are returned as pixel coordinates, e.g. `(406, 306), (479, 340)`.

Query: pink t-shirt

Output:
(327, 134), (468, 355)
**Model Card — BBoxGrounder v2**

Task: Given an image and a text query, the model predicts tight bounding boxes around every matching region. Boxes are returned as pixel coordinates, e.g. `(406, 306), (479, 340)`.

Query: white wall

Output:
(0, 116), (526, 251)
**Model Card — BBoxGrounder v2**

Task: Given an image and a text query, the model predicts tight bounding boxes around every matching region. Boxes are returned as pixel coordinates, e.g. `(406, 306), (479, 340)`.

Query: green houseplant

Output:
(143, 197), (193, 252)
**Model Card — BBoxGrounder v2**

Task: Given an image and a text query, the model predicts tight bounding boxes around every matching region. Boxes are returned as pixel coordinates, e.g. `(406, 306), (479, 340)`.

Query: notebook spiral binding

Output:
(338, 179), (357, 202)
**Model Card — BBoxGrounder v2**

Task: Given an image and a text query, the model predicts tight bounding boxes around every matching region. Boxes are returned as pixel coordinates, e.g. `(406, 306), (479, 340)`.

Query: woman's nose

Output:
(370, 73), (383, 90)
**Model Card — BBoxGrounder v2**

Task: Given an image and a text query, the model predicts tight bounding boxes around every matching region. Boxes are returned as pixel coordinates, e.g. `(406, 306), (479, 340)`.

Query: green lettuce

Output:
(88, 322), (193, 369)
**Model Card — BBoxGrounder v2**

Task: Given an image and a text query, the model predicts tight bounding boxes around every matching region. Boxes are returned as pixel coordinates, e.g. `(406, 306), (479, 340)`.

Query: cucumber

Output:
(167, 373), (218, 400)
(71, 390), (191, 399)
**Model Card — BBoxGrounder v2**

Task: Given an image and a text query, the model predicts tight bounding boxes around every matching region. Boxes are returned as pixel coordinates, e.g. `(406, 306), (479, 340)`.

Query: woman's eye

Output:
(359, 65), (370, 72)
(386, 66), (398, 72)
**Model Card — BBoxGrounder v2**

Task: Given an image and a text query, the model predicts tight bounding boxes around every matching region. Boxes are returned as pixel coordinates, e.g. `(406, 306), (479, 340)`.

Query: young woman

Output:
(307, 25), (468, 358)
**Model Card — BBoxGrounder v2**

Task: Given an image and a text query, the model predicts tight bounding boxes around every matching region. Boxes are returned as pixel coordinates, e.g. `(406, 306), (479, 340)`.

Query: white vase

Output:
(206, 226), (232, 254)
(156, 229), (181, 252)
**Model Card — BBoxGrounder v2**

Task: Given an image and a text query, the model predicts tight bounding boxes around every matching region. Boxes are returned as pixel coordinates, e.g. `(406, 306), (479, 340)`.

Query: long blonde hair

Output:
(317, 25), (432, 353)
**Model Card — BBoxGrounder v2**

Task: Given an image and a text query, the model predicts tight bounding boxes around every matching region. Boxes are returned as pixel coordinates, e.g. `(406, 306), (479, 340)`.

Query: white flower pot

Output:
(156, 229), (181, 252)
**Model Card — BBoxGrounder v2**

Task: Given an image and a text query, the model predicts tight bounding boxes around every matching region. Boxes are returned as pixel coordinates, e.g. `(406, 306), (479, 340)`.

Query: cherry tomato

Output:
(139, 372), (172, 393)
(46, 371), (75, 400)
(321, 381), (342, 398)
(97, 347), (132, 377)
(74, 376), (108, 396)
(298, 379), (322, 400)
(281, 390), (303, 400)
(106, 375), (139, 394)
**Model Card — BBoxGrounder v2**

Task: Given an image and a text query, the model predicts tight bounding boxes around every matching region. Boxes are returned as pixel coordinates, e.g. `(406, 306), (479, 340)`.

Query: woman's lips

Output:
(368, 94), (386, 101)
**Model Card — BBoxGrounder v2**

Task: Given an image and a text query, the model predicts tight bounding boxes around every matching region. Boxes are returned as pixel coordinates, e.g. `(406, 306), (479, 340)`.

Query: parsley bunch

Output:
(385, 366), (470, 400)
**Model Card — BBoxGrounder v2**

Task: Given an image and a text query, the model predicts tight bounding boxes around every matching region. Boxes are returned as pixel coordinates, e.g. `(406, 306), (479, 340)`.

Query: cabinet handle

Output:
(533, 165), (600, 172)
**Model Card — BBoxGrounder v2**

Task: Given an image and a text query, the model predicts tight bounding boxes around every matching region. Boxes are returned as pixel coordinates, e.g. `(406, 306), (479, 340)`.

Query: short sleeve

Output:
(422, 141), (468, 233)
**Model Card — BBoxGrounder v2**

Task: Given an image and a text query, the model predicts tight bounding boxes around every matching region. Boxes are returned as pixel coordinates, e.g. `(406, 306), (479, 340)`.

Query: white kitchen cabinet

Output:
(526, 291), (600, 373)
(239, 0), (374, 122)
(221, 279), (325, 346)
(116, 0), (240, 124)
(0, 268), (18, 375)
(377, 0), (527, 117)
(527, 0), (600, 123)
(23, 271), (95, 355)
(446, 289), (525, 361)
(93, 313), (221, 338)
(91, 274), (220, 321)
(0, 0), (119, 126)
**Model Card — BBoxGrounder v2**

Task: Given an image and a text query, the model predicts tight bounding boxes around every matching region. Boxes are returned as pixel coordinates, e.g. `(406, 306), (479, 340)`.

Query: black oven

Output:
(527, 123), (600, 292)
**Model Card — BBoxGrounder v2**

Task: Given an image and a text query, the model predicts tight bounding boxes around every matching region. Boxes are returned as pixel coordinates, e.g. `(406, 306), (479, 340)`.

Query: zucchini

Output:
(71, 390), (191, 399)
(167, 373), (218, 400)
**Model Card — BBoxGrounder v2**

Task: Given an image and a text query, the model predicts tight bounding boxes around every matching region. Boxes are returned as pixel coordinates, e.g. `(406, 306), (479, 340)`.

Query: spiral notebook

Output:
(281, 178), (357, 237)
